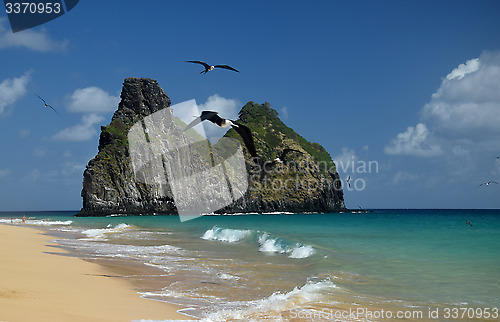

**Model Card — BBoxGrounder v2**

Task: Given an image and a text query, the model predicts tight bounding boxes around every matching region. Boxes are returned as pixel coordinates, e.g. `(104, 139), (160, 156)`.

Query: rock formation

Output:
(76, 77), (345, 216)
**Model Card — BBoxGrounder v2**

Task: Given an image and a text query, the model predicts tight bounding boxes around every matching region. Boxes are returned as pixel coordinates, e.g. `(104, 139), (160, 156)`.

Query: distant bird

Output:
(272, 148), (302, 164)
(466, 220), (472, 227)
(36, 94), (58, 114)
(184, 111), (257, 158)
(346, 176), (351, 188)
(263, 148), (303, 174)
(479, 181), (499, 187)
(186, 61), (239, 74)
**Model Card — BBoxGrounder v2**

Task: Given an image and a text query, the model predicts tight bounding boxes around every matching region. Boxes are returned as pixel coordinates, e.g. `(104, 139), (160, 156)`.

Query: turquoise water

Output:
(1, 209), (499, 320)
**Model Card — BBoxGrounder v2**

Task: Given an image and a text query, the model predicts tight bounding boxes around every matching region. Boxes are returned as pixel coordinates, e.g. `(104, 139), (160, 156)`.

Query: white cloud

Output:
(172, 99), (200, 129)
(333, 147), (358, 174)
(50, 86), (118, 142)
(391, 171), (422, 185)
(58, 162), (86, 177)
(0, 72), (30, 115)
(172, 94), (241, 141)
(384, 123), (442, 157)
(67, 87), (120, 113)
(198, 94), (240, 120)
(386, 51), (500, 158)
(445, 58), (480, 80)
(0, 17), (68, 52)
(451, 145), (470, 158)
(422, 52), (500, 137)
(280, 106), (289, 120)
(52, 113), (104, 141)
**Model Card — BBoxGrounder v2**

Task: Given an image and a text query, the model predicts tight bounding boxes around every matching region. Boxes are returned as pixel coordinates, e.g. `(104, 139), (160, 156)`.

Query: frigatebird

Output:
(479, 181), (499, 187)
(184, 111), (257, 158)
(36, 94), (58, 114)
(186, 61), (239, 74)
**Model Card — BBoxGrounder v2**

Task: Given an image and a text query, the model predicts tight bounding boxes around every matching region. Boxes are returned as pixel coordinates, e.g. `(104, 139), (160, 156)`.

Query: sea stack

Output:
(76, 77), (345, 216)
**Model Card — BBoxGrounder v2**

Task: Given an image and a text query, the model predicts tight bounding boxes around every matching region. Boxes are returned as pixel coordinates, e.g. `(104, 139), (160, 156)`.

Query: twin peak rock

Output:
(76, 77), (345, 217)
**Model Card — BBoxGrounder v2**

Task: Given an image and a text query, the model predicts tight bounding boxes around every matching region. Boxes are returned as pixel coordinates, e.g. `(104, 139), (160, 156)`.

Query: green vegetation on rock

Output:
(225, 101), (336, 174)
(78, 77), (345, 216)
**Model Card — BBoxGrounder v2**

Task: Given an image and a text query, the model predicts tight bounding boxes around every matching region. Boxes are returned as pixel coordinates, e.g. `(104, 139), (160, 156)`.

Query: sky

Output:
(1, 0), (500, 211)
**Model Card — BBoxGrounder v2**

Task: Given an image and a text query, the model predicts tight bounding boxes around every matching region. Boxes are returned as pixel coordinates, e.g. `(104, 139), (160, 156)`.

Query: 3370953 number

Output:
(5, 2), (61, 14)
(443, 307), (498, 319)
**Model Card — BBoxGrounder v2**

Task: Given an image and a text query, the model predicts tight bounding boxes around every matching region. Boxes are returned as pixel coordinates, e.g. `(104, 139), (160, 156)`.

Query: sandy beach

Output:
(0, 224), (191, 322)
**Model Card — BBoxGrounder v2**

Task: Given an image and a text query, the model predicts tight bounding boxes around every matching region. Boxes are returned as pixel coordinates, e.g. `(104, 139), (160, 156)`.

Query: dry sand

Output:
(0, 224), (192, 322)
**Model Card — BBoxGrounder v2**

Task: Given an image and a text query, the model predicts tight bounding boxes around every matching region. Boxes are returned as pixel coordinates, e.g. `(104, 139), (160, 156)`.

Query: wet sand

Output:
(0, 224), (191, 322)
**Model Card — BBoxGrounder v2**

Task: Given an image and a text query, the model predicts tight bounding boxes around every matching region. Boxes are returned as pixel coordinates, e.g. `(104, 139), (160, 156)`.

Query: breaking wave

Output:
(80, 223), (132, 240)
(201, 226), (252, 243)
(204, 279), (339, 320)
(201, 226), (315, 259)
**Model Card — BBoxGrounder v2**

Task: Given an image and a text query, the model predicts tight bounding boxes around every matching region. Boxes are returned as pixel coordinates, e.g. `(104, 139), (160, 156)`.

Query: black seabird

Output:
(184, 111), (257, 158)
(346, 176), (351, 188)
(186, 61), (239, 74)
(479, 181), (499, 187)
(36, 94), (58, 114)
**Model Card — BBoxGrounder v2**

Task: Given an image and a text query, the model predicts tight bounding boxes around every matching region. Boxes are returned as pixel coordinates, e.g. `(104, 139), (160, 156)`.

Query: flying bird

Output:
(184, 111), (257, 158)
(466, 220), (472, 227)
(36, 94), (58, 114)
(186, 61), (239, 74)
(346, 176), (351, 188)
(479, 181), (499, 187)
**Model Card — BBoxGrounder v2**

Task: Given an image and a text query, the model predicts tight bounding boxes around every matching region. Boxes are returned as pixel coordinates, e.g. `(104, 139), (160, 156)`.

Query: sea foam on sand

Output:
(0, 224), (189, 322)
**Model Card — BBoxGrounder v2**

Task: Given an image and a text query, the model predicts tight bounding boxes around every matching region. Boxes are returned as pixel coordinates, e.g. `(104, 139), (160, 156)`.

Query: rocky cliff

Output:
(76, 77), (345, 216)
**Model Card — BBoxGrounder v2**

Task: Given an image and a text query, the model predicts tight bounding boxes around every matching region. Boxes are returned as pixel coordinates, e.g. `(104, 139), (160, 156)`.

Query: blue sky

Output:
(1, 0), (500, 211)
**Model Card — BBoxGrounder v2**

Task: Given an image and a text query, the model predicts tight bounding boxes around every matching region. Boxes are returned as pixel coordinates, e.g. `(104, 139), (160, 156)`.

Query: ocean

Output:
(1, 209), (499, 321)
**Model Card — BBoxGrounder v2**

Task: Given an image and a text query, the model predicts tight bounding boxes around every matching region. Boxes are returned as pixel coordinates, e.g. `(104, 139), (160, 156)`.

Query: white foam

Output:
(205, 280), (339, 320)
(201, 226), (316, 259)
(257, 233), (315, 258)
(289, 245), (316, 259)
(201, 226), (251, 243)
(219, 273), (239, 281)
(258, 233), (287, 254)
(80, 223), (131, 240)
(29, 220), (73, 226)
(0, 218), (20, 224)
(0, 218), (73, 226)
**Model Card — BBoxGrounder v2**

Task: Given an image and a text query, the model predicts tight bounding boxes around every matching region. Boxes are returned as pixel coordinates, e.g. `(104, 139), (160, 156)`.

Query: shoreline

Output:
(0, 224), (193, 322)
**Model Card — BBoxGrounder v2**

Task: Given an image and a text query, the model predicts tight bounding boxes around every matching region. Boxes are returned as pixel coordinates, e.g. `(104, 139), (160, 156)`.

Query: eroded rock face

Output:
(218, 101), (345, 214)
(77, 78), (345, 217)
(78, 78), (176, 216)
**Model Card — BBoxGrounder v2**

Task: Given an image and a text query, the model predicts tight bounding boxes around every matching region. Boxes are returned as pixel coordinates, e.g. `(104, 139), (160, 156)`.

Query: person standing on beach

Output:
(22, 215), (26, 224)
